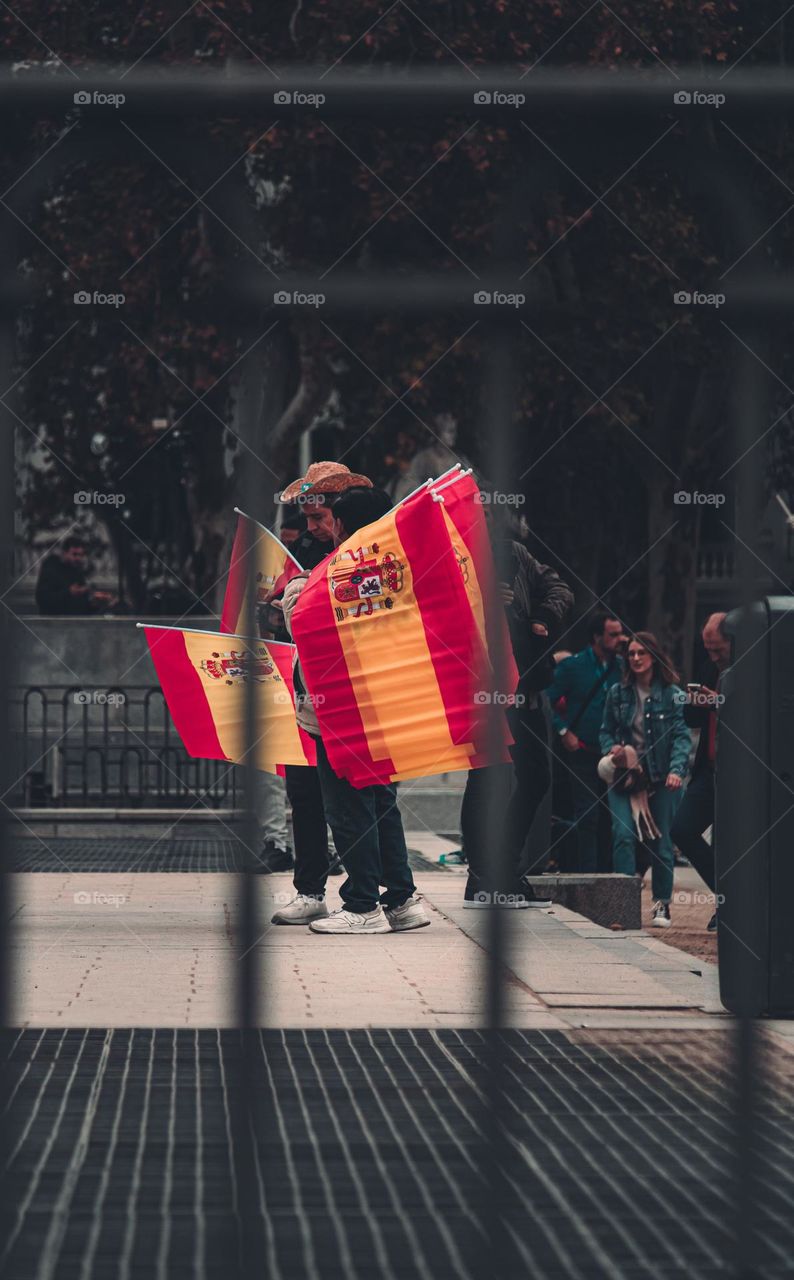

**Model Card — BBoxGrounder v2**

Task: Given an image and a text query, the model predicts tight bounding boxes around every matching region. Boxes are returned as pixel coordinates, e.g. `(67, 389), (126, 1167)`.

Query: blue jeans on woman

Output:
(607, 784), (678, 903)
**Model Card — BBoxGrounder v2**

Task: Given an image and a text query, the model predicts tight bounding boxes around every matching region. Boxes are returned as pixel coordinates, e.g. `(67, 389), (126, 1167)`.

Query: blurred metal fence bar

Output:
(3, 66), (794, 115)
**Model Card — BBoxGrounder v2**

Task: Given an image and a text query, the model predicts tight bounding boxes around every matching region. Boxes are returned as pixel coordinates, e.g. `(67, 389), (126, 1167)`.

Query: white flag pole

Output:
(431, 467), (473, 496)
(136, 621), (295, 648)
(384, 462), (463, 517)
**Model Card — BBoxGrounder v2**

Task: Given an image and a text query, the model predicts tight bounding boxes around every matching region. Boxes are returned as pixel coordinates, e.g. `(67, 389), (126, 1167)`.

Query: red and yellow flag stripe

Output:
(142, 625), (315, 773)
(290, 488), (511, 787)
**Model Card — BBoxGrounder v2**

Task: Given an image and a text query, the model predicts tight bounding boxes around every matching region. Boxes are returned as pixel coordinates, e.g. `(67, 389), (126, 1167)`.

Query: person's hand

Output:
(68, 583), (89, 595)
(269, 598), (284, 613)
(665, 772), (683, 790)
(531, 621), (548, 637)
(499, 582), (514, 607)
(610, 744), (627, 766)
(560, 730), (580, 753)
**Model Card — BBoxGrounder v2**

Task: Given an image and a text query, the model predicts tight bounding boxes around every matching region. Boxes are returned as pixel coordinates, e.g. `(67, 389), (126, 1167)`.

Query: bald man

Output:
(670, 612), (730, 930)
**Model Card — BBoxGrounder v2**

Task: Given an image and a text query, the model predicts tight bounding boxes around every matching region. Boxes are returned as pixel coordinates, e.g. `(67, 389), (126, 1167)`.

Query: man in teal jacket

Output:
(545, 612), (625, 871)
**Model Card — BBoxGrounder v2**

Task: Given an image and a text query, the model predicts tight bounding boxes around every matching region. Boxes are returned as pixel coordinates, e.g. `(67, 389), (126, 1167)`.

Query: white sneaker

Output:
(384, 894), (431, 932)
(651, 901), (671, 928)
(271, 893), (329, 925)
(309, 905), (392, 934)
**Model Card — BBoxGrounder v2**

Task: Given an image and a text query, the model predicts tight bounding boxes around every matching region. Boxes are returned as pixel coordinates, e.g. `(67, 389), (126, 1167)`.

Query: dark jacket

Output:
(599, 678), (692, 785)
(291, 530), (334, 573)
(547, 646), (622, 750)
(35, 554), (93, 616)
(683, 658), (721, 776)
(496, 540), (574, 692)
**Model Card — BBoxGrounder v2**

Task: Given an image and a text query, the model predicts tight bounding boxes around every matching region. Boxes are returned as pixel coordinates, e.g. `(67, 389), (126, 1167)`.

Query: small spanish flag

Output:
(220, 508), (302, 636)
(290, 487), (511, 788)
(141, 625), (315, 773)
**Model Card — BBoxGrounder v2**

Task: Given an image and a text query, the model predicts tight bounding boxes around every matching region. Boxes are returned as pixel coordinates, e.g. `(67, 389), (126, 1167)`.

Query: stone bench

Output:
(526, 873), (641, 930)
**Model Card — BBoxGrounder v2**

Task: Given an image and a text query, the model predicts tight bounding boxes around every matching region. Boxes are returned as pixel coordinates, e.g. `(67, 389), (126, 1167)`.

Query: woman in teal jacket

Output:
(599, 631), (691, 927)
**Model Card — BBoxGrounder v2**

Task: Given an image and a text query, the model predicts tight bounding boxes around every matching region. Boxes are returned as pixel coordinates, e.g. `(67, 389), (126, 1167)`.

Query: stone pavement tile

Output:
(421, 878), (720, 1015)
(10, 871), (564, 1029)
(403, 831), (461, 863)
(553, 1010), (734, 1029)
(542, 992), (700, 1008)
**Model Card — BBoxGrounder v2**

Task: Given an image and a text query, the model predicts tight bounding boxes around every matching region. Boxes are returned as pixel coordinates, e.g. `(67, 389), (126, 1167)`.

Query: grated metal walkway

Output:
(1, 1028), (793, 1279)
(8, 837), (447, 875)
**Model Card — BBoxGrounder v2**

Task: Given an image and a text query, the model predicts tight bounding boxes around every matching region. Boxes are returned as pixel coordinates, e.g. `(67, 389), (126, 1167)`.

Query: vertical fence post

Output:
(234, 344), (267, 1279)
(478, 174), (526, 1276)
(479, 315), (517, 1277)
(730, 331), (766, 1279)
(0, 207), (19, 1244)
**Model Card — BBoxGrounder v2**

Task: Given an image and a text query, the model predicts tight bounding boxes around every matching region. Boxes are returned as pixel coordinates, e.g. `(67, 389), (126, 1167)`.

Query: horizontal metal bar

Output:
(11, 808), (244, 819)
(231, 271), (550, 313)
(0, 67), (791, 115)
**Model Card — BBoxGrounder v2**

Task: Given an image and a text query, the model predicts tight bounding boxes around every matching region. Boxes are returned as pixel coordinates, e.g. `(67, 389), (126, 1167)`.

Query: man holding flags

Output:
(267, 463), (377, 924)
(283, 483), (430, 935)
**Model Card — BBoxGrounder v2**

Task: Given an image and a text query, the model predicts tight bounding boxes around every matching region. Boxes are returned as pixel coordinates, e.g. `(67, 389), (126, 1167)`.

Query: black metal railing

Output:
(12, 684), (238, 808)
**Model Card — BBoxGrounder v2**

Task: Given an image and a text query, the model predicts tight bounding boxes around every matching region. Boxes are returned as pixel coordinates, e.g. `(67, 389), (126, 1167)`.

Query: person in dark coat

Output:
(670, 612), (731, 931)
(546, 612), (626, 872)
(461, 538), (574, 908)
(35, 536), (114, 615)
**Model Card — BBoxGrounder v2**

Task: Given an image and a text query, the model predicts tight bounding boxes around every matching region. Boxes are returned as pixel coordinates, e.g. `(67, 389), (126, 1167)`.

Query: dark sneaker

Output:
(463, 875), (550, 909)
(463, 875), (493, 908)
(518, 881), (553, 908)
(651, 901), (671, 928)
(257, 841), (294, 874)
(707, 912), (718, 933)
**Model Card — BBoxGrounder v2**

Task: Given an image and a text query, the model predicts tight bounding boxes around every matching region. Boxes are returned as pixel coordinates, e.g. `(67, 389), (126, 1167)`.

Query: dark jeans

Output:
(461, 704), (551, 890)
(608, 785), (677, 902)
(670, 767), (716, 892)
(567, 749), (609, 873)
(313, 736), (416, 914)
(284, 763), (330, 898)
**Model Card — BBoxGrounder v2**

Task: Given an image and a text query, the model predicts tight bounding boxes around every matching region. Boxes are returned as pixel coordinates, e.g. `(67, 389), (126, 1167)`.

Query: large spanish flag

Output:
(141, 625), (315, 773)
(220, 509), (302, 636)
(432, 468), (519, 699)
(290, 487), (511, 788)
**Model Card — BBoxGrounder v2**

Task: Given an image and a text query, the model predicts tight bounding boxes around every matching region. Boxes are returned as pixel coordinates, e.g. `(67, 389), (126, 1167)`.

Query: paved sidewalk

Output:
(10, 868), (722, 1029)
